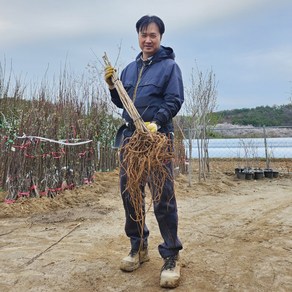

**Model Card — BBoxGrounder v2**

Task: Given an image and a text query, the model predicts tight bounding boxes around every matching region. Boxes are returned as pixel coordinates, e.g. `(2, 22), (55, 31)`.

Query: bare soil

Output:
(0, 160), (291, 292)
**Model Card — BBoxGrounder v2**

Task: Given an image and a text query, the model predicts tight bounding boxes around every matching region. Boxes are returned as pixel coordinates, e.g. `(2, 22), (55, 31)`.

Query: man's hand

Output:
(104, 65), (116, 88)
(145, 122), (158, 133)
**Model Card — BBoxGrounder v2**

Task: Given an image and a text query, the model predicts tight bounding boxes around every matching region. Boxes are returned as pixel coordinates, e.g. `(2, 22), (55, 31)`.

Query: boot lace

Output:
(162, 255), (177, 271)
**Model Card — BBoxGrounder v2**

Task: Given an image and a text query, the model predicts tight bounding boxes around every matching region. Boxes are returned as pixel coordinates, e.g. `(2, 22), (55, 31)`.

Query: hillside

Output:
(214, 104), (292, 127)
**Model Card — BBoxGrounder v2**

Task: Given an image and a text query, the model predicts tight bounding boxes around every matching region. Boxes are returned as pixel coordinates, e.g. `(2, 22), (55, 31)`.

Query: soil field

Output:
(0, 160), (291, 292)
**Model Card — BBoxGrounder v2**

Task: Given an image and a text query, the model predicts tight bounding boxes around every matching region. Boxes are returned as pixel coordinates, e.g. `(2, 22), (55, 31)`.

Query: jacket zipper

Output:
(132, 63), (145, 102)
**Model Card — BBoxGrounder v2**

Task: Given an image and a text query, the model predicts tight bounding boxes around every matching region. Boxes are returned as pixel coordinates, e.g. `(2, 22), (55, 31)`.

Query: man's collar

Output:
(140, 55), (153, 65)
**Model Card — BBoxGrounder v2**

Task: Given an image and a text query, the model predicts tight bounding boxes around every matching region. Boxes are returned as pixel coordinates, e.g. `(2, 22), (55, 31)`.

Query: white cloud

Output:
(0, 0), (277, 46)
(1, 0), (291, 110)
(237, 46), (292, 77)
(161, 0), (274, 31)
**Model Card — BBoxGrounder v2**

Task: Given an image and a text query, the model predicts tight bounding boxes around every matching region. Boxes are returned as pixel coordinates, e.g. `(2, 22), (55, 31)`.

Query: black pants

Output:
(119, 137), (183, 258)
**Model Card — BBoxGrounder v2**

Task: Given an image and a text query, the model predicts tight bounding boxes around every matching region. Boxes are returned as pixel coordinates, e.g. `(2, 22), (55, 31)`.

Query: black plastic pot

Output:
(235, 168), (245, 174)
(237, 172), (246, 179)
(254, 170), (264, 180)
(273, 171), (279, 178)
(264, 169), (273, 178)
(245, 172), (254, 180)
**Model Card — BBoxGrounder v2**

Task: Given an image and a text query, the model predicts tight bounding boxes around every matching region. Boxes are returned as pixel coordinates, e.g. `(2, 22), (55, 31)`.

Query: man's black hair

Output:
(136, 15), (165, 35)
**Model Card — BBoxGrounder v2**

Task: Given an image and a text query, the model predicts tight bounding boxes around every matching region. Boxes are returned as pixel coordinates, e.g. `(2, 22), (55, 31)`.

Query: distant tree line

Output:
(213, 104), (292, 127)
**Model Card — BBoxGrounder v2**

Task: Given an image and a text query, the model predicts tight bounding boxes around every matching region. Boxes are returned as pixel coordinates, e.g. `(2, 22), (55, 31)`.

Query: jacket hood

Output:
(135, 46), (175, 64)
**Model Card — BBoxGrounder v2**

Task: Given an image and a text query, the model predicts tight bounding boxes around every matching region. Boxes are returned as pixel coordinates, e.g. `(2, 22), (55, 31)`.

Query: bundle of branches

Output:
(103, 53), (174, 229)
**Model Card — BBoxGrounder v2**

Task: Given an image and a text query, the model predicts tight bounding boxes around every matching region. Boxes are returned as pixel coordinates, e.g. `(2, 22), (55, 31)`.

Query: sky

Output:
(0, 0), (292, 111)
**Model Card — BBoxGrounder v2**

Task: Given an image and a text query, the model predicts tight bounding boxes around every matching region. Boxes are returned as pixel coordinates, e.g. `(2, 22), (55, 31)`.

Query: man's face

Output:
(138, 22), (161, 59)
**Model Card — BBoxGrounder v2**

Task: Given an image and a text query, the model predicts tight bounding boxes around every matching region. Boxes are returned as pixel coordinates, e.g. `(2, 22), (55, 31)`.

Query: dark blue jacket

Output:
(110, 46), (184, 134)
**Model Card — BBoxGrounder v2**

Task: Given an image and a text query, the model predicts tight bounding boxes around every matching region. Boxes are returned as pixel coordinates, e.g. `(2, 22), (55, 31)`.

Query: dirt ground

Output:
(0, 160), (291, 292)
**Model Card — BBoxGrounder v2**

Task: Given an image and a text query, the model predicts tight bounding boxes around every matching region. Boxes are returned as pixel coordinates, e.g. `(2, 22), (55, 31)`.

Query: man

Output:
(104, 15), (184, 288)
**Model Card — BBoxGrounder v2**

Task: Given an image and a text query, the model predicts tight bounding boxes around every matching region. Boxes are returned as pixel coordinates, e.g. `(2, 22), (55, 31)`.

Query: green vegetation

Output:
(213, 104), (292, 126)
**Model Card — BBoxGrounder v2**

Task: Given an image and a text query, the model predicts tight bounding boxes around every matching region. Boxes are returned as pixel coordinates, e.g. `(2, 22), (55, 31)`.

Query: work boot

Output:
(160, 255), (180, 288)
(120, 248), (150, 272)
